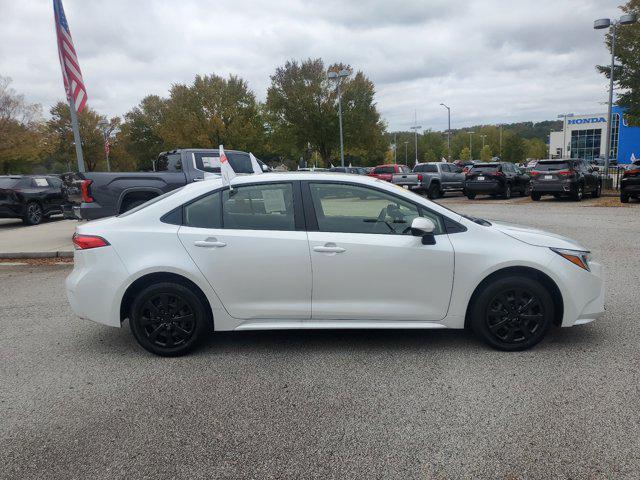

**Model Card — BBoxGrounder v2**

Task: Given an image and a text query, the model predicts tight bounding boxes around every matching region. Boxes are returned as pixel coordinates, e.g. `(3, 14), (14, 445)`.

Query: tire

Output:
(427, 183), (441, 200)
(531, 192), (541, 201)
(621, 193), (630, 204)
(523, 184), (532, 196)
(129, 282), (210, 356)
(571, 184), (584, 202)
(469, 276), (555, 351)
(466, 192), (476, 200)
(22, 202), (43, 225)
(592, 183), (601, 198)
(502, 184), (512, 199)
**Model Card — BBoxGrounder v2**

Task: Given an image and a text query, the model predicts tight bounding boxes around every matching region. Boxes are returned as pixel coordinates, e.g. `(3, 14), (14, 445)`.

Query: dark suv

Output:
(464, 162), (530, 199)
(530, 159), (601, 201)
(620, 161), (640, 203)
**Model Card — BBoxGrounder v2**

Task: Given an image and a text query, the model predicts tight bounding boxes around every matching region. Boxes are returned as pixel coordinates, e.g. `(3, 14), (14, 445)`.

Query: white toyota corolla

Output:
(66, 173), (605, 356)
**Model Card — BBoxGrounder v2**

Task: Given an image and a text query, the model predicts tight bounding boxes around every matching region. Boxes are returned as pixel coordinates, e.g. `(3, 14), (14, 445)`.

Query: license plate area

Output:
(544, 175), (553, 180)
(477, 176), (485, 181)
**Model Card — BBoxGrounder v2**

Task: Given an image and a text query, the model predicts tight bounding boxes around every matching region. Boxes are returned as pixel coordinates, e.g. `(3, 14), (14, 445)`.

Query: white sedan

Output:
(66, 173), (605, 356)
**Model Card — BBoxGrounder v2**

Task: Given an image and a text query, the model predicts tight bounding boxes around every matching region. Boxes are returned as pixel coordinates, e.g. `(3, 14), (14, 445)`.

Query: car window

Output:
(400, 165), (411, 173)
(0, 178), (22, 188)
(47, 177), (62, 188)
(222, 183), (295, 231)
(535, 161), (570, 171)
(184, 191), (222, 228)
(470, 164), (499, 173)
(414, 164), (437, 173)
(193, 151), (254, 174)
(309, 182), (443, 235)
(374, 166), (394, 174)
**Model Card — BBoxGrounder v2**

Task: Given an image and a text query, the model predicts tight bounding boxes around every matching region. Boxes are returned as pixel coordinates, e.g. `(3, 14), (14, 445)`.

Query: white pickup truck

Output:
(392, 162), (466, 199)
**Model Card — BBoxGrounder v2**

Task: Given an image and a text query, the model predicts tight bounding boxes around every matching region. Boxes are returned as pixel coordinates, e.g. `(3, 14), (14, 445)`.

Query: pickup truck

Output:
(368, 164), (411, 182)
(63, 148), (266, 220)
(392, 162), (466, 199)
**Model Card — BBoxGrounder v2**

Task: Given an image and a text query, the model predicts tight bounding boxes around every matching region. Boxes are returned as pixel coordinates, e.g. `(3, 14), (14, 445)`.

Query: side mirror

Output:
(411, 217), (436, 245)
(261, 164), (269, 172)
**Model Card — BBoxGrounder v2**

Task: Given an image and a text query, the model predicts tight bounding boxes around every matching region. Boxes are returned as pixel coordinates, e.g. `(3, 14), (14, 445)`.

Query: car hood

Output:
(490, 221), (587, 251)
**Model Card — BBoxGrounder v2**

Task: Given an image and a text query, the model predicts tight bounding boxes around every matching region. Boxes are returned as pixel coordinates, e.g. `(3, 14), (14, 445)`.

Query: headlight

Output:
(551, 247), (591, 271)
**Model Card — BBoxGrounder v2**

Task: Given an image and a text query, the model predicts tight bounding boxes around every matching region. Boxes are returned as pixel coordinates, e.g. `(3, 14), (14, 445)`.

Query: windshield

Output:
(117, 187), (185, 217)
(535, 161), (571, 171)
(470, 164), (499, 173)
(0, 178), (21, 188)
(414, 164), (438, 173)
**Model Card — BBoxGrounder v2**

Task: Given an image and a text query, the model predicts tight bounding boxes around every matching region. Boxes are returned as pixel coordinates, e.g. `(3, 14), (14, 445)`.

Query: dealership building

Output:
(549, 106), (640, 164)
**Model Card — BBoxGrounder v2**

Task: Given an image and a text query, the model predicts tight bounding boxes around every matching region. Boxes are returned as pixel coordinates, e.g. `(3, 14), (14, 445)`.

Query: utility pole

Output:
(328, 69), (350, 167)
(557, 113), (574, 158)
(404, 141), (408, 164)
(440, 103), (451, 162)
(410, 112), (422, 166)
(468, 131), (475, 160)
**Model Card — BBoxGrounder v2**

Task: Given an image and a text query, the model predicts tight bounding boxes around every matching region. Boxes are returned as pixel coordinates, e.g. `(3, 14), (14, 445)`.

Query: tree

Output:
(597, 0), (640, 124)
(47, 102), (107, 171)
(502, 132), (526, 163)
(0, 76), (45, 174)
(524, 138), (548, 159)
(265, 58), (385, 166)
(480, 145), (492, 161)
(460, 147), (471, 161)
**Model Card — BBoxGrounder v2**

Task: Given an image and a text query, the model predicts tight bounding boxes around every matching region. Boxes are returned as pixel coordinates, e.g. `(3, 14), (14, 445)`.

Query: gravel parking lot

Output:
(2, 196), (639, 479)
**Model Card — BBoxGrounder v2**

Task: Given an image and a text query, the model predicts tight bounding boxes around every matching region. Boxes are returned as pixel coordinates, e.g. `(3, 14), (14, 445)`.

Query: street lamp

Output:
(328, 68), (350, 167)
(468, 131), (475, 160)
(97, 119), (116, 172)
(410, 122), (422, 165)
(557, 113), (574, 158)
(404, 141), (409, 164)
(480, 134), (487, 150)
(594, 13), (637, 174)
(440, 103), (451, 162)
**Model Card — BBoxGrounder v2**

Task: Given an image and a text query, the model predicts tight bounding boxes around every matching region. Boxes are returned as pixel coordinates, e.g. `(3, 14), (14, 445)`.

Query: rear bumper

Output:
(71, 202), (113, 220)
(531, 180), (574, 193)
(621, 179), (640, 196)
(465, 181), (503, 194)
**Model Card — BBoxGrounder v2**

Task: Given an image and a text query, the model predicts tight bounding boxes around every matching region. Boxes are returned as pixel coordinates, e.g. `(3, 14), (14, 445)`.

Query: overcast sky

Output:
(0, 0), (623, 131)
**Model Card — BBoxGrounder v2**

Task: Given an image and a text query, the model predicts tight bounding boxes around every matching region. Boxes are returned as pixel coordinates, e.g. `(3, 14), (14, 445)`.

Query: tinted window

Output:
(414, 164), (438, 173)
(118, 187), (185, 217)
(193, 151), (253, 174)
(0, 178), (21, 188)
(329, 167), (347, 173)
(222, 183), (295, 231)
(400, 165), (411, 173)
(374, 166), (395, 174)
(470, 164), (500, 173)
(156, 153), (182, 172)
(535, 162), (571, 172)
(47, 177), (62, 188)
(309, 183), (443, 235)
(184, 191), (222, 228)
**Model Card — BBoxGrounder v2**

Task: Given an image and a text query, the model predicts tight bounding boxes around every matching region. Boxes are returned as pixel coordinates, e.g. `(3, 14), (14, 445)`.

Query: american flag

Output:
(53, 0), (87, 112)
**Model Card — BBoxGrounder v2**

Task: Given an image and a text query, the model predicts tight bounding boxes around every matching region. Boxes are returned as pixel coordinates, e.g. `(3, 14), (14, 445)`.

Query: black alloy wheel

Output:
(470, 276), (554, 351)
(503, 184), (512, 199)
(23, 202), (43, 225)
(130, 282), (209, 356)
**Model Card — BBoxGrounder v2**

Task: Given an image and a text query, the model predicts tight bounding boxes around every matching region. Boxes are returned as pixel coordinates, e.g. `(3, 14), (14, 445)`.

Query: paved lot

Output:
(2, 196), (640, 479)
(0, 217), (76, 256)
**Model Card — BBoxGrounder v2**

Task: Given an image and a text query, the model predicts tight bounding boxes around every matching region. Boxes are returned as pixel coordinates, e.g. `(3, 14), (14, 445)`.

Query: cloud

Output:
(0, 0), (622, 131)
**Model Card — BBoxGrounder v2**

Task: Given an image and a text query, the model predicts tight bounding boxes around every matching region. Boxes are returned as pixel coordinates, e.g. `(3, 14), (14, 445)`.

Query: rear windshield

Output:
(193, 151), (256, 174)
(535, 161), (571, 171)
(0, 178), (21, 188)
(470, 164), (500, 173)
(374, 166), (395, 174)
(414, 164), (438, 173)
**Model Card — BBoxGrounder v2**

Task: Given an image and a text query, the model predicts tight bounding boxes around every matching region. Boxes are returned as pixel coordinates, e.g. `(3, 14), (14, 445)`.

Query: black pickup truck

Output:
(63, 148), (267, 220)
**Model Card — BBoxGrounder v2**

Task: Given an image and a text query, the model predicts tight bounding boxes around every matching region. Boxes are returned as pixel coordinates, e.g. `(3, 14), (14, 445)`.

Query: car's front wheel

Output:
(469, 276), (554, 351)
(129, 282), (210, 356)
(23, 202), (43, 225)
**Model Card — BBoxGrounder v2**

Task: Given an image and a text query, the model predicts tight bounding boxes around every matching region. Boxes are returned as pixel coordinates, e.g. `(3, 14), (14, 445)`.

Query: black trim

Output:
(301, 181), (319, 231)
(160, 207), (183, 225)
(444, 216), (467, 234)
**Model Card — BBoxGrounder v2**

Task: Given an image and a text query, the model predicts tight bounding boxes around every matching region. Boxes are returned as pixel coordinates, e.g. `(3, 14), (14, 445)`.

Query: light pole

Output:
(97, 119), (115, 172)
(410, 123), (422, 165)
(328, 69), (350, 167)
(404, 141), (408, 164)
(440, 103), (451, 162)
(557, 113), (574, 158)
(499, 124), (503, 159)
(548, 129), (555, 158)
(468, 131), (475, 160)
(594, 13), (637, 174)
(480, 134), (487, 149)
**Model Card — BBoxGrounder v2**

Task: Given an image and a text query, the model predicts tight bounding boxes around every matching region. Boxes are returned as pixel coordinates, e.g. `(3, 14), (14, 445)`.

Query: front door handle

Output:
(313, 244), (346, 254)
(194, 238), (227, 248)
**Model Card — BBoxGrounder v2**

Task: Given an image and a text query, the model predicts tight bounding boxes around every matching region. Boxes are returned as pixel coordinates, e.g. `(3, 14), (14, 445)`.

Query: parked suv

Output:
(465, 162), (530, 199)
(620, 161), (640, 203)
(0, 175), (66, 225)
(530, 159), (601, 202)
(368, 164), (410, 182)
(392, 162), (465, 199)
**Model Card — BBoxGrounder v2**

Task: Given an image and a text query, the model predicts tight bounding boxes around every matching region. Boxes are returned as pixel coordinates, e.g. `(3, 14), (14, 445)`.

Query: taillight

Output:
(417, 174), (423, 182)
(530, 171), (540, 176)
(81, 179), (94, 203)
(494, 171), (504, 177)
(557, 170), (574, 177)
(72, 233), (109, 250)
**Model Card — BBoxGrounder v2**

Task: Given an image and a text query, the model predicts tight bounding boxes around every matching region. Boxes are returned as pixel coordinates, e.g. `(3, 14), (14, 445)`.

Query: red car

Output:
(368, 164), (411, 182)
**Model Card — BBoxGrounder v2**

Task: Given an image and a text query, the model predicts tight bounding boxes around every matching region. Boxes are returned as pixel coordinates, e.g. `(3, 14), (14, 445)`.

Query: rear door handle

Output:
(313, 244), (346, 254)
(194, 239), (226, 248)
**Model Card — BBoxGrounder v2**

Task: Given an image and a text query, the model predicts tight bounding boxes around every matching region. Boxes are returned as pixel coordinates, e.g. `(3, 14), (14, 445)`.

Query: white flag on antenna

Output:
(631, 153), (637, 163)
(249, 152), (263, 174)
(330, 163), (335, 168)
(219, 145), (236, 187)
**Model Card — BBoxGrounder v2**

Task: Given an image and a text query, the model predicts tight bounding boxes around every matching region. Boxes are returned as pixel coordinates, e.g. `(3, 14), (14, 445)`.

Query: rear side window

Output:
(156, 153), (182, 172)
(222, 183), (295, 231)
(374, 166), (394, 174)
(414, 164), (438, 173)
(470, 164), (500, 173)
(193, 152), (253, 174)
(535, 162), (571, 171)
(184, 191), (222, 228)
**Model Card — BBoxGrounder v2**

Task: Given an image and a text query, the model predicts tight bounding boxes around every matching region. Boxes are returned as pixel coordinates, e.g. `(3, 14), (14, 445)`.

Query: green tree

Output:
(0, 76), (46, 174)
(265, 58), (386, 166)
(597, 0), (640, 124)
(502, 132), (526, 163)
(460, 146), (471, 161)
(480, 145), (492, 161)
(524, 138), (548, 159)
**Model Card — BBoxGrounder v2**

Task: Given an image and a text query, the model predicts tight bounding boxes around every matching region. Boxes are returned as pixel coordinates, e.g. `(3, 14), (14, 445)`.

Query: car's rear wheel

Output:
(531, 192), (541, 201)
(621, 193), (630, 203)
(427, 183), (442, 199)
(466, 192), (476, 200)
(592, 183), (601, 198)
(470, 276), (554, 351)
(23, 202), (43, 225)
(129, 282), (209, 356)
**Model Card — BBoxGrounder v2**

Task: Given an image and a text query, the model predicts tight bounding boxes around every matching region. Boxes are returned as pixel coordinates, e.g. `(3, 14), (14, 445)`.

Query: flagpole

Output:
(68, 94), (86, 172)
